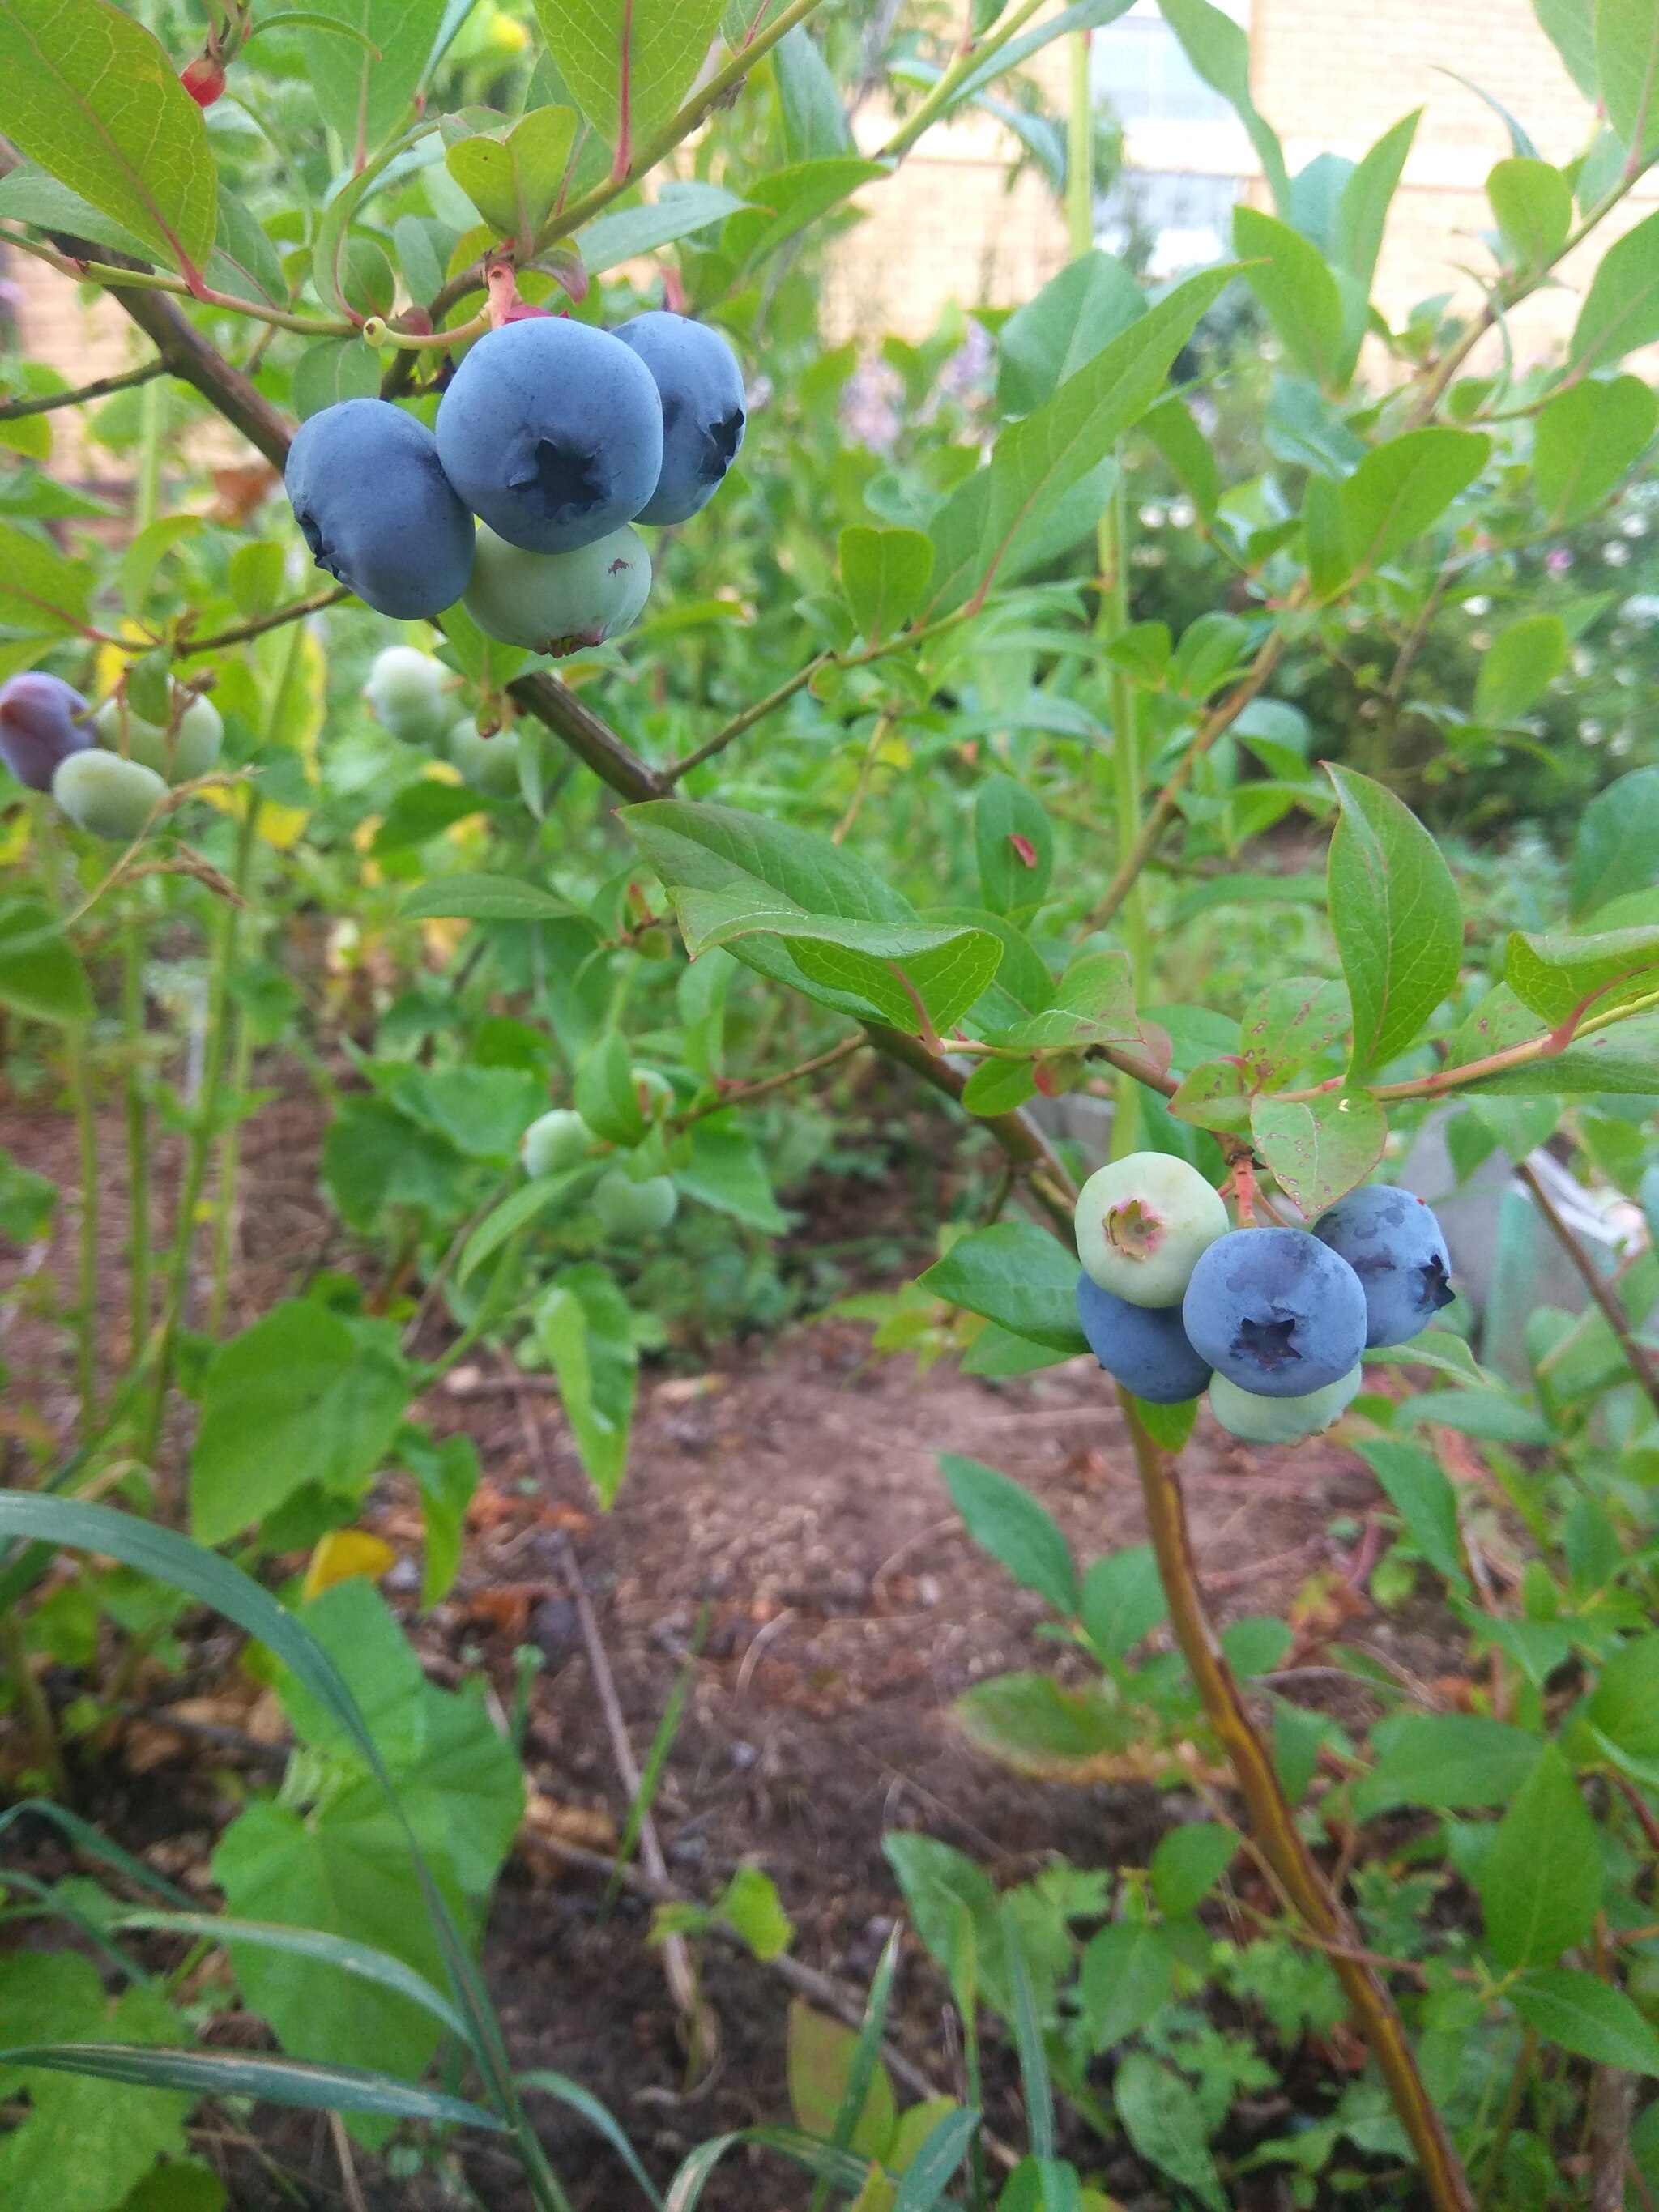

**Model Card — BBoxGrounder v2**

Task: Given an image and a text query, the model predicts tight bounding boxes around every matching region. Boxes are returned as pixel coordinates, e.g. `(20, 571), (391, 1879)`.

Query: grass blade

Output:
(809, 1924), (902, 2212)
(1002, 1902), (1054, 2163)
(893, 2105), (982, 2210)
(519, 2069), (667, 2210)
(0, 2043), (508, 2126)
(604, 1602), (710, 1913)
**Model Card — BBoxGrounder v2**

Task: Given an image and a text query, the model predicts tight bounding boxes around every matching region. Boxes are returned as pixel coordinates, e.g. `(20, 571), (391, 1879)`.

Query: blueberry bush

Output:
(4, 1), (1659, 2206)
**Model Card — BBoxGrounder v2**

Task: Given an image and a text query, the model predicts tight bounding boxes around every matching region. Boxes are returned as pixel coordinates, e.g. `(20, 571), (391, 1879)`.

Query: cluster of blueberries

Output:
(520, 1097), (680, 1238)
(284, 310), (746, 659)
(0, 671), (224, 839)
(1073, 1153), (1455, 1443)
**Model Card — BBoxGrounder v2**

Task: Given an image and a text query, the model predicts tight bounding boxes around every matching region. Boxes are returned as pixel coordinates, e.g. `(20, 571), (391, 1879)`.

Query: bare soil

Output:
(0, 1072), (1457, 2210)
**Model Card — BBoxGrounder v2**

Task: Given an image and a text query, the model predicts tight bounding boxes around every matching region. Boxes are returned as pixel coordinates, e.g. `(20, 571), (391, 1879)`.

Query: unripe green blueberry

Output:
(1208, 1364), (1361, 1445)
(1074, 1151), (1229, 1309)
(463, 523), (651, 657)
(446, 716), (521, 797)
(94, 692), (223, 784)
(53, 749), (168, 839)
(593, 1168), (678, 1238)
(522, 1108), (594, 1178)
(365, 646), (450, 747)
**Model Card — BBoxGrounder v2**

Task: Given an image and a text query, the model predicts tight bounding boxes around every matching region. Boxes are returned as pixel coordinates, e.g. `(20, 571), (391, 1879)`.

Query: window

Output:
(1090, 2), (1243, 125)
(1098, 170), (1240, 278)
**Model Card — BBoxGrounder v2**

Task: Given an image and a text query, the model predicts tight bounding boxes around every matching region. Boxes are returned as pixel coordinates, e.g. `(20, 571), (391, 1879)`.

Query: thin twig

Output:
(328, 2111), (369, 2212)
(181, 586), (351, 656)
(0, 356), (166, 422)
(672, 1034), (864, 1130)
(1516, 1157), (1659, 1419)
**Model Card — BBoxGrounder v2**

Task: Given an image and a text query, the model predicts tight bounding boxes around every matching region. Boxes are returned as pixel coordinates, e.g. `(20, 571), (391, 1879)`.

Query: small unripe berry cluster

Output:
(0, 673), (223, 840)
(521, 1067), (679, 1241)
(284, 313), (744, 654)
(1073, 1153), (1453, 1443)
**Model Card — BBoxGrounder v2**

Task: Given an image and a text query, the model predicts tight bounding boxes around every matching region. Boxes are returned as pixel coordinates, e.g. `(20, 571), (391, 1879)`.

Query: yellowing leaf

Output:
(301, 1529), (397, 1601)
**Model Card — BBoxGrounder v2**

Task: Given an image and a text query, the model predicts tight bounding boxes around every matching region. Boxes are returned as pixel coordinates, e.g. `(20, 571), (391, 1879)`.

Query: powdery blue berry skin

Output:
(285, 399), (475, 619)
(612, 312), (746, 526)
(1182, 1227), (1367, 1400)
(1209, 1364), (1362, 1445)
(435, 320), (663, 554)
(1312, 1185), (1455, 1349)
(0, 673), (91, 791)
(1077, 1276), (1213, 1404)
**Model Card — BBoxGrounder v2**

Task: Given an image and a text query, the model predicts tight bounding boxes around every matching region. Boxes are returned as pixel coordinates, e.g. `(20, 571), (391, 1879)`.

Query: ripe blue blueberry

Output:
(1182, 1227), (1367, 1399)
(612, 312), (746, 526)
(1074, 1151), (1229, 1309)
(463, 523), (651, 655)
(285, 399), (475, 619)
(435, 320), (663, 554)
(1209, 1364), (1362, 1444)
(95, 691), (222, 783)
(1077, 1276), (1213, 1404)
(1312, 1186), (1455, 1349)
(53, 750), (168, 839)
(0, 673), (91, 791)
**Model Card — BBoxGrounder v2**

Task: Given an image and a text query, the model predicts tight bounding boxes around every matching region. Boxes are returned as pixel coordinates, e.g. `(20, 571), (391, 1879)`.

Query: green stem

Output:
(140, 800), (261, 1460)
(1474, 2025), (1536, 2212)
(122, 917), (151, 1362)
(66, 1020), (100, 1437)
(207, 794), (267, 1338)
(0, 1612), (68, 1800)
(134, 375), (165, 531)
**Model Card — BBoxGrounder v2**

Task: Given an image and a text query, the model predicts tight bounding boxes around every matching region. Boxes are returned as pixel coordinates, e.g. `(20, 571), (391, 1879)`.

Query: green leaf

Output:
(786, 2001), (895, 2162)
(1232, 205), (1350, 390)
(1077, 1546), (1167, 1659)
(940, 1453), (1077, 1615)
(399, 873), (569, 923)
(1571, 764), (1659, 916)
(987, 952), (1137, 1051)
(0, 2044), (504, 2127)
(975, 774), (1055, 914)
(1158, 0), (1288, 215)
(1512, 1969), (1659, 2073)
(0, 1147), (56, 1242)
(1351, 1713), (1542, 1818)
(625, 799), (1000, 1034)
(676, 1115), (789, 1233)
(0, 0), (216, 275)
(296, 0), (447, 164)
(1465, 1008), (1659, 1093)
(838, 526), (935, 641)
(291, 338), (381, 421)
(1588, 1632), (1659, 1764)
(578, 181), (747, 271)
(534, 1263), (638, 1505)
(1354, 1437), (1467, 1589)
(1569, 203), (1659, 373)
(1169, 872), (1327, 927)
(211, 188), (289, 310)
(719, 156), (886, 274)
(891, 2106), (980, 2211)
(1335, 109), (1420, 295)
(1505, 923), (1659, 1029)
(1487, 156), (1572, 272)
(1474, 612), (1568, 723)
(1128, 1394), (1201, 1452)
(445, 106), (577, 252)
(575, 1030), (647, 1145)
(1113, 2053), (1226, 2212)
(189, 1301), (412, 1546)
(968, 265), (1235, 608)
(716, 1865), (795, 1963)
(995, 249), (1146, 415)
(1238, 974), (1350, 1081)
(1265, 374), (1365, 476)
(0, 160), (149, 257)
(1334, 427), (1490, 585)
(917, 1222), (1087, 1354)
(1077, 1922), (1174, 2048)
(1250, 1089), (1387, 1217)
(1597, 0), (1659, 156)
(1325, 765), (1464, 1080)
(1537, 0), (1598, 97)
(1150, 1823), (1236, 1918)
(0, 519), (92, 637)
(955, 1673), (1133, 1776)
(0, 899), (94, 1025)
(394, 1063), (544, 1162)
(1474, 1741), (1602, 1968)
(403, 1427), (477, 1606)
(532, 0), (724, 168)
(1141, 394), (1220, 519)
